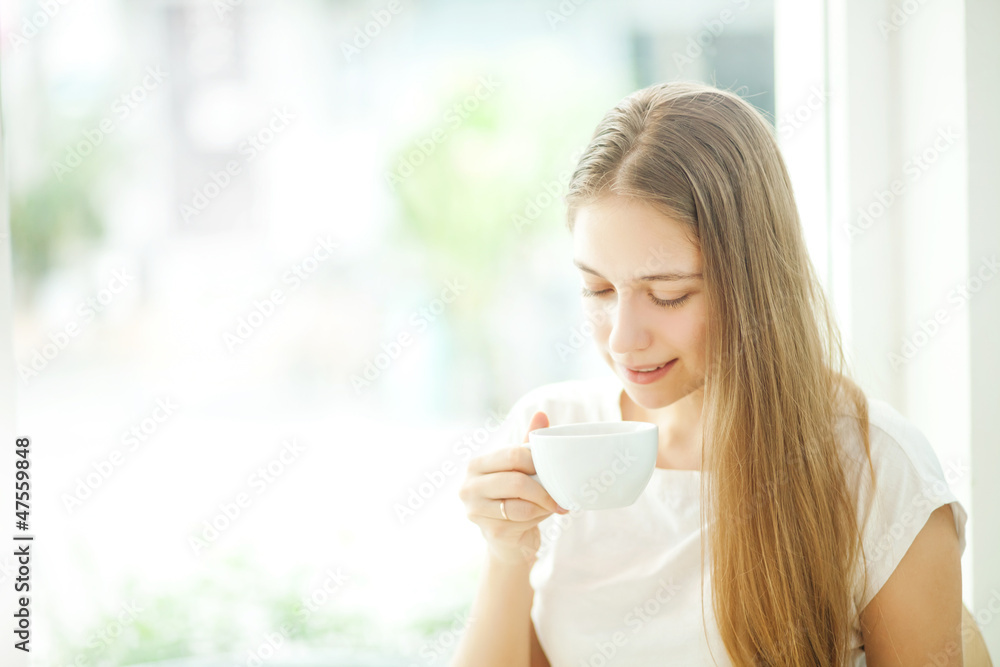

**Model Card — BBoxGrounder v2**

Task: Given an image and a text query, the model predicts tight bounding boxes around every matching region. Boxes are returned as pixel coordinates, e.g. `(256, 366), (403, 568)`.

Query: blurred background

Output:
(0, 0), (997, 665)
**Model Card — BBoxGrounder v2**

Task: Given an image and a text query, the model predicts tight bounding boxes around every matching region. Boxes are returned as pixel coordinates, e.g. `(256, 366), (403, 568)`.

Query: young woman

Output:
(452, 81), (966, 666)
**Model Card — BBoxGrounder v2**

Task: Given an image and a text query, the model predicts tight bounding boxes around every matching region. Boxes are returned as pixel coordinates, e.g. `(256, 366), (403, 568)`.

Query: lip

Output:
(618, 359), (677, 384)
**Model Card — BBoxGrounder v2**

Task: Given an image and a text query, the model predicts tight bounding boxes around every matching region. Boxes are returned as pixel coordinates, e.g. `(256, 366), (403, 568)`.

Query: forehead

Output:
(572, 196), (701, 281)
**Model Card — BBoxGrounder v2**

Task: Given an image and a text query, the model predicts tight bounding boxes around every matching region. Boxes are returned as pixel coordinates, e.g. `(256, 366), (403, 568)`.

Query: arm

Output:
(449, 554), (535, 667)
(860, 503), (963, 666)
(530, 617), (552, 667)
(452, 411), (561, 666)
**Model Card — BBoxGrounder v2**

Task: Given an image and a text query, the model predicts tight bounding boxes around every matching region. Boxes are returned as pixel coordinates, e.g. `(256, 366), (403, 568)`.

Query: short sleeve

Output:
(841, 403), (968, 613)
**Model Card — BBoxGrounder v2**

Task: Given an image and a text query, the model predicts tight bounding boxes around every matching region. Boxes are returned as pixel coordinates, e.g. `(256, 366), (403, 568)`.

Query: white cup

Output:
(526, 421), (658, 511)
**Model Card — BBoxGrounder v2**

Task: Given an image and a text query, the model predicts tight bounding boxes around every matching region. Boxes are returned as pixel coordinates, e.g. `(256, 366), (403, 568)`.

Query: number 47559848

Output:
(15, 436), (30, 530)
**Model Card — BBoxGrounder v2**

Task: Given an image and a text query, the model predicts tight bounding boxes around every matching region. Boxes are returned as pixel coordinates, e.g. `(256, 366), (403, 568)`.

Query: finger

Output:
(494, 497), (558, 523)
(523, 411), (549, 443)
(467, 445), (537, 476)
(480, 502), (552, 526)
(467, 410), (549, 475)
(473, 470), (565, 515)
(466, 412), (549, 476)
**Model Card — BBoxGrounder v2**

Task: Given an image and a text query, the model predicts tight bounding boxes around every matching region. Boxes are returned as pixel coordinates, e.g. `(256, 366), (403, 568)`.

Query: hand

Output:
(458, 411), (568, 566)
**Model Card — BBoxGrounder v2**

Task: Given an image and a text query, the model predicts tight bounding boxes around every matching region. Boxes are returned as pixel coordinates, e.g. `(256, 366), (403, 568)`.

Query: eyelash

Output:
(580, 287), (690, 309)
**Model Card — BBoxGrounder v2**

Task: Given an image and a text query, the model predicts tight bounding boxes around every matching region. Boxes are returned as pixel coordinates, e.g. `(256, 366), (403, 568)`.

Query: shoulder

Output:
(833, 395), (968, 613)
(859, 502), (963, 664)
(835, 395), (963, 497)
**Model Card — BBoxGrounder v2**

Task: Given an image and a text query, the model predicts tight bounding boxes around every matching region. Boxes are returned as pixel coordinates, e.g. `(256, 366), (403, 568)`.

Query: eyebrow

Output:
(573, 259), (703, 282)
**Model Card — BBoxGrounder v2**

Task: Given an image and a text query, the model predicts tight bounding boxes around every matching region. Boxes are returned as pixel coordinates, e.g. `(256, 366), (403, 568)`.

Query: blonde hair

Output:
(565, 81), (876, 666)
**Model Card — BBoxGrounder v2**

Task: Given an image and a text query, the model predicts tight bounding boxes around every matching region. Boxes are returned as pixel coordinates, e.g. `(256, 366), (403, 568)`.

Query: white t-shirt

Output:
(490, 373), (968, 667)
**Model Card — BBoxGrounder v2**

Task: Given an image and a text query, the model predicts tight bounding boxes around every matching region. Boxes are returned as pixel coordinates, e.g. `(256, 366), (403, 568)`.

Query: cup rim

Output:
(529, 420), (657, 439)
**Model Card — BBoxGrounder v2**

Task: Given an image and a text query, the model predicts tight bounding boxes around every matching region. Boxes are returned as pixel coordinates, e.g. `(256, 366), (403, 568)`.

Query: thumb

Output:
(523, 411), (550, 443)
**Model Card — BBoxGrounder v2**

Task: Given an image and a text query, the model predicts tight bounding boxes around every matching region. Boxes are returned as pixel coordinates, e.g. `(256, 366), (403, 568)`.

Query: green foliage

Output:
(42, 546), (492, 666)
(9, 168), (104, 280)
(386, 75), (595, 285)
(8, 106), (116, 289)
(45, 552), (393, 666)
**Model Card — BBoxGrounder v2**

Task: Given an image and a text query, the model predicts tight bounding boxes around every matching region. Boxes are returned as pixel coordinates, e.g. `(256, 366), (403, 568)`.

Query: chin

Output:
(624, 385), (677, 410)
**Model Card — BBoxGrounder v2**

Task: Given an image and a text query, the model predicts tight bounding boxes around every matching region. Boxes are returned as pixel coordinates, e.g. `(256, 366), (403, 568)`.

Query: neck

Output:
(621, 387), (705, 468)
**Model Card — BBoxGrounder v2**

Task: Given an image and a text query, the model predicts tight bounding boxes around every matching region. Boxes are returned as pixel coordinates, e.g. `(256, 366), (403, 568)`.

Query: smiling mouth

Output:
(621, 360), (674, 372)
(633, 363), (667, 372)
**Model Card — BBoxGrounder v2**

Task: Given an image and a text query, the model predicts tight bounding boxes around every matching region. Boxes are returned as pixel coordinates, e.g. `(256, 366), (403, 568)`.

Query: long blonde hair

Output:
(565, 81), (876, 666)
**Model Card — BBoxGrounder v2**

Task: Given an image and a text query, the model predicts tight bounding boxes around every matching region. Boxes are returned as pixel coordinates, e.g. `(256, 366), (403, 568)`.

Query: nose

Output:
(606, 286), (652, 356)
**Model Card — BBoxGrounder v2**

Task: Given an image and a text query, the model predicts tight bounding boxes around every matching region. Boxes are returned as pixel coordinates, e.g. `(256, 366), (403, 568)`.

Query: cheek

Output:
(584, 300), (705, 349)
(670, 310), (704, 348)
(589, 313), (612, 342)
(674, 306), (709, 362)
(647, 302), (707, 358)
(582, 300), (610, 334)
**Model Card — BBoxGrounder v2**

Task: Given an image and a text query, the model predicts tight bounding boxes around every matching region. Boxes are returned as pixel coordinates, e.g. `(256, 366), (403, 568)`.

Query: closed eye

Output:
(580, 287), (690, 309)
